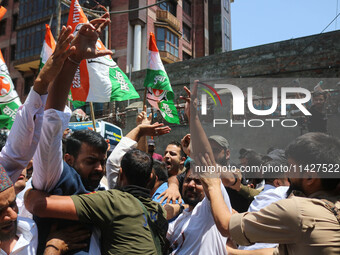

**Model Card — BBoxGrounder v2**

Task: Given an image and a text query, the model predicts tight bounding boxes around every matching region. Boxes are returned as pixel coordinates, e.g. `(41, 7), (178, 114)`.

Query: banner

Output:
(100, 121), (122, 150)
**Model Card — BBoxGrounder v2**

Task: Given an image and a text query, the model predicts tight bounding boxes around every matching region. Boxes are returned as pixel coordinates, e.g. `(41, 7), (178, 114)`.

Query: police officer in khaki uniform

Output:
(201, 132), (340, 255)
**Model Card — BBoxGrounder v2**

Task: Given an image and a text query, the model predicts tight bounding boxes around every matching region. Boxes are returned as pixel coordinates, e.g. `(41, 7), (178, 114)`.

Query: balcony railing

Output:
(156, 10), (181, 32)
(159, 51), (180, 64)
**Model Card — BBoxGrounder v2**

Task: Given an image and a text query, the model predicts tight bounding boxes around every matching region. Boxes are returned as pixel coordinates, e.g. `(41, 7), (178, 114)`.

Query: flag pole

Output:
(143, 87), (147, 108)
(89, 102), (97, 132)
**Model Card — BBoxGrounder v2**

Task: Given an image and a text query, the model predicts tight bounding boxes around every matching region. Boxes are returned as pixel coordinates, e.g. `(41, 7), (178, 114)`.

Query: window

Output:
(183, 23), (191, 42)
(16, 21), (48, 61)
(156, 27), (165, 51)
(224, 34), (230, 51)
(183, 0), (191, 16)
(10, 45), (15, 61)
(183, 52), (192, 60)
(224, 0), (230, 12)
(158, 0), (176, 16)
(156, 27), (179, 57)
(224, 18), (230, 36)
(12, 14), (18, 31)
(0, 19), (6, 36)
(224, 18), (231, 51)
(18, 0), (55, 27)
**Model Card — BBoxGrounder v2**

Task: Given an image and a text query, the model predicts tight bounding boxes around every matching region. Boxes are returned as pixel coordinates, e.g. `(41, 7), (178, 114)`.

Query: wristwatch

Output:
(232, 173), (238, 186)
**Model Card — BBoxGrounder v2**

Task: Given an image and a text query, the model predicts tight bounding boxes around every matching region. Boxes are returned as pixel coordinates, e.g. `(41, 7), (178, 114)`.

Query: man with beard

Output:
(201, 132), (340, 255)
(0, 19), (98, 255)
(31, 14), (115, 254)
(25, 149), (168, 255)
(166, 167), (232, 254)
(159, 135), (250, 212)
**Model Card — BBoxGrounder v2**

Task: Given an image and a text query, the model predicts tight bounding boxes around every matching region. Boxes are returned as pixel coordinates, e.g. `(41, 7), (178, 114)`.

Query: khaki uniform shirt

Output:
(229, 191), (340, 255)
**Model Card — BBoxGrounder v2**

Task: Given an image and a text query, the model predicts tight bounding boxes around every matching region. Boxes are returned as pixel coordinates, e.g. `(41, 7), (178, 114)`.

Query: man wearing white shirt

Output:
(0, 26), (77, 252)
(239, 159), (289, 251)
(30, 16), (112, 255)
(167, 168), (232, 255)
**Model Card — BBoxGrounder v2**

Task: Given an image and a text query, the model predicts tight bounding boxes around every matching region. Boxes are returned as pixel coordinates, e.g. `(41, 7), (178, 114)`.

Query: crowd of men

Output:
(0, 13), (339, 255)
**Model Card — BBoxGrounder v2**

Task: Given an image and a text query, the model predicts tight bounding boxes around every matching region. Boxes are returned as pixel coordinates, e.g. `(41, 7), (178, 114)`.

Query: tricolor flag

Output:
(39, 24), (56, 71)
(144, 33), (179, 124)
(67, 0), (139, 103)
(0, 50), (22, 129)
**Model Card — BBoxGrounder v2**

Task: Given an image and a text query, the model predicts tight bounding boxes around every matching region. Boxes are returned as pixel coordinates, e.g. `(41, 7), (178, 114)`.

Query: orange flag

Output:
(0, 6), (6, 21)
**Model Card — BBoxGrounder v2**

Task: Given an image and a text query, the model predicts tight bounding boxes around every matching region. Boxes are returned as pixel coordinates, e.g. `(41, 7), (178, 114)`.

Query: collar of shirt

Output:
(262, 184), (276, 192)
(308, 190), (340, 202)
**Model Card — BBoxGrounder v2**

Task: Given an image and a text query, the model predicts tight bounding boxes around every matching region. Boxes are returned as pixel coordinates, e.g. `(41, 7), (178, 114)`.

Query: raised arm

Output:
(0, 26), (75, 182)
(106, 121), (171, 189)
(185, 82), (233, 237)
(32, 14), (113, 191)
(182, 84), (215, 166)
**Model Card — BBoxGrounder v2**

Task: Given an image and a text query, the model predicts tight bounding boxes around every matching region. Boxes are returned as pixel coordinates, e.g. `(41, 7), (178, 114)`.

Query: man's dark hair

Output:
(239, 148), (263, 166)
(0, 132), (7, 151)
(153, 160), (168, 182)
(167, 141), (186, 158)
(121, 149), (153, 187)
(286, 132), (340, 191)
(263, 159), (288, 184)
(65, 130), (107, 158)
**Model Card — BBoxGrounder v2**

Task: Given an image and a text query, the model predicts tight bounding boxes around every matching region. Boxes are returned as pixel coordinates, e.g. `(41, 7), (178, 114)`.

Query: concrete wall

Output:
(122, 30), (340, 162)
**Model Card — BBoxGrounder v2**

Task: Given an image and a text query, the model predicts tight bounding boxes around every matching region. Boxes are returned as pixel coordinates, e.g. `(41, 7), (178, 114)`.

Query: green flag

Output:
(0, 50), (21, 129)
(144, 33), (179, 124)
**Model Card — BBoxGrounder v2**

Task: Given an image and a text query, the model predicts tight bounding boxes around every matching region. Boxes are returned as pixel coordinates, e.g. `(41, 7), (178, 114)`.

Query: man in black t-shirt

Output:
(307, 91), (327, 133)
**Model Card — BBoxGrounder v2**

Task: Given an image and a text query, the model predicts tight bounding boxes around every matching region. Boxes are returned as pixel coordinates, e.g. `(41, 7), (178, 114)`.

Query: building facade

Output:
(112, 0), (233, 73)
(0, 0), (22, 99)
(12, 0), (233, 100)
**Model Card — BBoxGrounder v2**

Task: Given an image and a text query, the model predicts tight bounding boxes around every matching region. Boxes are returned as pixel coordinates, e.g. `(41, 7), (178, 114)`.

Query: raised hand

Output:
(180, 86), (191, 120)
(158, 184), (183, 204)
(139, 122), (171, 137)
(34, 26), (76, 95)
(136, 105), (152, 125)
(181, 134), (191, 157)
(70, 12), (112, 63)
(180, 81), (199, 121)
